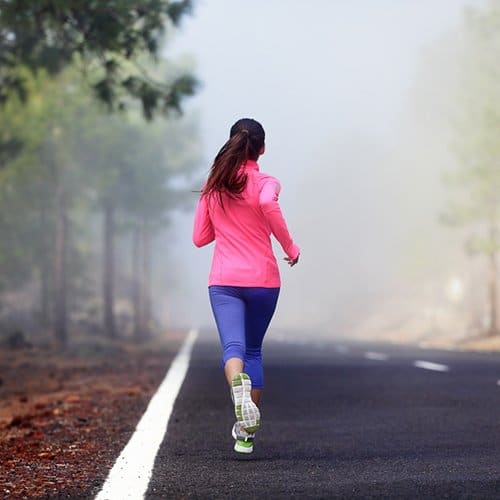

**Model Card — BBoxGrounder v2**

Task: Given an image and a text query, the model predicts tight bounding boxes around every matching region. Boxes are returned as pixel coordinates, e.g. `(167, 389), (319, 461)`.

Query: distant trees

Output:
(0, 69), (200, 345)
(76, 109), (199, 342)
(441, 1), (500, 336)
(0, 1), (200, 345)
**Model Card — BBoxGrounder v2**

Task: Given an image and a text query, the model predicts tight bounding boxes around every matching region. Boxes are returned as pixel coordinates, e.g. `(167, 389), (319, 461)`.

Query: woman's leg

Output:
(208, 286), (246, 384)
(209, 286), (262, 442)
(224, 357), (243, 386)
(243, 287), (280, 406)
(251, 388), (263, 407)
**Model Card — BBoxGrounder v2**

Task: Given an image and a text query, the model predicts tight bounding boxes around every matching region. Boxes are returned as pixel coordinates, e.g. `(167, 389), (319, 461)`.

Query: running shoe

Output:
(232, 422), (254, 454)
(230, 373), (260, 433)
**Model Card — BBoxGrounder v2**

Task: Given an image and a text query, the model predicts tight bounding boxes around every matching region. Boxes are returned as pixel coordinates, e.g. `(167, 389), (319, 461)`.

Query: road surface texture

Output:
(146, 330), (500, 499)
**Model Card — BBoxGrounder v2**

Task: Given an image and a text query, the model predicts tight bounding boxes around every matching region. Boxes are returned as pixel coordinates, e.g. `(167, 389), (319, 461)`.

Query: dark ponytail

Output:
(203, 118), (265, 200)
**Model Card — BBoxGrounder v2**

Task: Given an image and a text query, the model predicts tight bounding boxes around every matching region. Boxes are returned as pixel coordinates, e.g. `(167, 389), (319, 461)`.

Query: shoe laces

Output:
(234, 422), (254, 441)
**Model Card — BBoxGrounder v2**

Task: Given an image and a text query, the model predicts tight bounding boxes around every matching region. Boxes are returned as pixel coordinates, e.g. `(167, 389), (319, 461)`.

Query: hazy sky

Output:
(159, 0), (487, 336)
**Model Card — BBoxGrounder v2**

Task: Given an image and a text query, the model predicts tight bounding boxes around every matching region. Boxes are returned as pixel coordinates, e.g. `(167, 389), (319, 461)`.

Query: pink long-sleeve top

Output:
(193, 160), (300, 288)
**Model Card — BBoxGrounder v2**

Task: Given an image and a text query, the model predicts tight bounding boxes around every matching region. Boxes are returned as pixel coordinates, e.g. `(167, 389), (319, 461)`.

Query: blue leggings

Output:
(208, 286), (280, 389)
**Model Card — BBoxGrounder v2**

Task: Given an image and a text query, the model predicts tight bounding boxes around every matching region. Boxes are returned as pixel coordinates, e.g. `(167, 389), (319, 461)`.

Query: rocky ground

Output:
(0, 332), (184, 499)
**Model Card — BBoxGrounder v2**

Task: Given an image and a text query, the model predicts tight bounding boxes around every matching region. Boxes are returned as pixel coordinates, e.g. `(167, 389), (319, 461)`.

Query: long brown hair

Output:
(203, 118), (265, 201)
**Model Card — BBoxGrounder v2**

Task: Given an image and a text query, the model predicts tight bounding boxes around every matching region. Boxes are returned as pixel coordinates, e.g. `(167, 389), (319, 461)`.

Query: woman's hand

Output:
(284, 254), (299, 267)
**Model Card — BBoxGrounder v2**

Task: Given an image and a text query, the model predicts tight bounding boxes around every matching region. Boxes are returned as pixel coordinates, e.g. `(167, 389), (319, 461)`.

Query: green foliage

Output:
(0, 66), (200, 331)
(0, 0), (197, 118)
(443, 1), (500, 255)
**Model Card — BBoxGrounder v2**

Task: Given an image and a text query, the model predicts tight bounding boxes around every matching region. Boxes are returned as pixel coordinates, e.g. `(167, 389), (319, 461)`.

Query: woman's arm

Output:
(259, 179), (300, 261)
(193, 194), (215, 247)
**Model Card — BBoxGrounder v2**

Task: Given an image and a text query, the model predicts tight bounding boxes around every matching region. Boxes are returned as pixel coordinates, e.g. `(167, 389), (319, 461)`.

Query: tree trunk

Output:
(132, 225), (143, 340)
(53, 185), (68, 346)
(40, 260), (51, 328)
(39, 205), (51, 329)
(142, 220), (152, 338)
(132, 220), (153, 341)
(103, 202), (117, 338)
(488, 250), (498, 336)
(486, 214), (499, 337)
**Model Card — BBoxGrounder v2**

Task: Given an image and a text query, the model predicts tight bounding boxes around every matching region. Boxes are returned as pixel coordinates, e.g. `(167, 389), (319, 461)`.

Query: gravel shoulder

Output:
(0, 332), (185, 499)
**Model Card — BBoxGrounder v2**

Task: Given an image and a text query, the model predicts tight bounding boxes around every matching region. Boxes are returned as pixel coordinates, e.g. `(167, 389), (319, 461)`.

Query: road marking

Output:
(497, 380), (500, 387)
(414, 360), (449, 372)
(335, 345), (349, 354)
(364, 351), (389, 361)
(95, 328), (198, 500)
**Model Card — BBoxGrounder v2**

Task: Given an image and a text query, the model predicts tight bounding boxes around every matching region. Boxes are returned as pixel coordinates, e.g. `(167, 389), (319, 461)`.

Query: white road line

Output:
(497, 380), (500, 387)
(364, 351), (389, 361)
(95, 328), (198, 500)
(414, 360), (449, 372)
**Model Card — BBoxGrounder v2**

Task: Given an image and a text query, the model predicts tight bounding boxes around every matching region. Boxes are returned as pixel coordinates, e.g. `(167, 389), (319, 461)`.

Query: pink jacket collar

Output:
(243, 160), (259, 171)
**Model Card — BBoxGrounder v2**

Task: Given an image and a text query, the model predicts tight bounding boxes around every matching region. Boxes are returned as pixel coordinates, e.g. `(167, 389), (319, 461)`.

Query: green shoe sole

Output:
(234, 439), (253, 454)
(231, 373), (261, 433)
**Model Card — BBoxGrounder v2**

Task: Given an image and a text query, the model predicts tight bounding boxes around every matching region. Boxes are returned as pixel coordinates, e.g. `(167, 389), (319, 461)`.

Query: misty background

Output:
(1, 0), (497, 348)
(161, 0), (487, 342)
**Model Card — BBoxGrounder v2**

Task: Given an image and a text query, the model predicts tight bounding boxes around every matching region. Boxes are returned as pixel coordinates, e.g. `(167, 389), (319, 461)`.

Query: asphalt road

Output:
(146, 331), (500, 499)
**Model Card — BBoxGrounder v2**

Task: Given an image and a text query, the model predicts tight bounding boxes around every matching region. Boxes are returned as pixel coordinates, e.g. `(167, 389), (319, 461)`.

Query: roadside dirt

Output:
(0, 332), (185, 499)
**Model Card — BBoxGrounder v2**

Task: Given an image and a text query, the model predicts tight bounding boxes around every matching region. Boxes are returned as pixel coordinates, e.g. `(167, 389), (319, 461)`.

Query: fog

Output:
(161, 0), (488, 341)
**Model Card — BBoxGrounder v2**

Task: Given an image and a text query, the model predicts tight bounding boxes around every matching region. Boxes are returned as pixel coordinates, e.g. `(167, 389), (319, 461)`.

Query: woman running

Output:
(193, 118), (300, 454)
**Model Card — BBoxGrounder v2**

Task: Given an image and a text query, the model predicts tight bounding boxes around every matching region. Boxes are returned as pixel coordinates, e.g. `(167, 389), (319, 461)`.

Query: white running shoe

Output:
(230, 373), (260, 433)
(232, 422), (255, 454)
